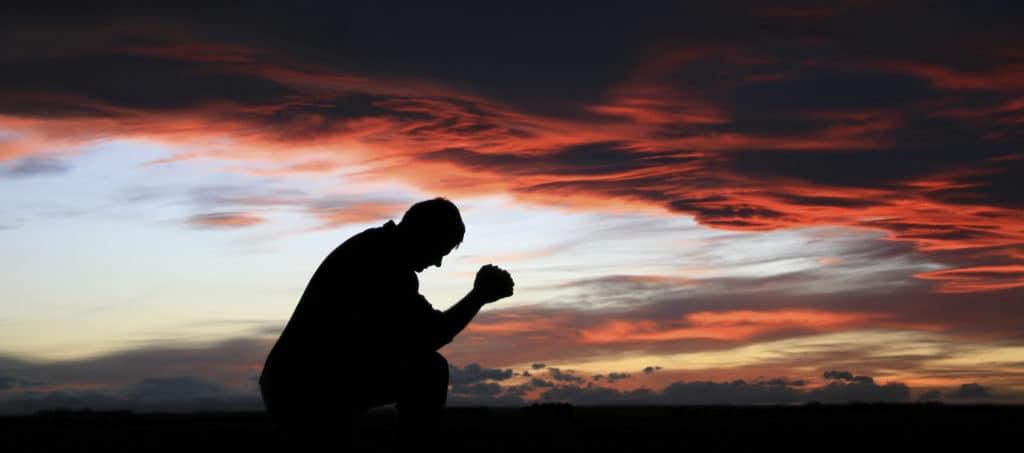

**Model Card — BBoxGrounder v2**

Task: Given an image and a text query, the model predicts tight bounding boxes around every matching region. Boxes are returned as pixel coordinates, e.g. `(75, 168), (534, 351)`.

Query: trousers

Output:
(260, 351), (449, 436)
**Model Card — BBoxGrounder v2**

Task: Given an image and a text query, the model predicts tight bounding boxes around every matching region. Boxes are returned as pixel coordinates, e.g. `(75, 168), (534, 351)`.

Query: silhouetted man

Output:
(259, 197), (514, 442)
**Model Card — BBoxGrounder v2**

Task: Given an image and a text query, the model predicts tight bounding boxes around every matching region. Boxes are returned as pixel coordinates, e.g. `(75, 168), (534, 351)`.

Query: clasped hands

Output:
(471, 264), (514, 304)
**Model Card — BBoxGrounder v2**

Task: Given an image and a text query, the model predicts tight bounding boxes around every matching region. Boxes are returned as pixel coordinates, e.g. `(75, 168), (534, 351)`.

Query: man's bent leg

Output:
(394, 351), (449, 443)
(395, 351), (449, 414)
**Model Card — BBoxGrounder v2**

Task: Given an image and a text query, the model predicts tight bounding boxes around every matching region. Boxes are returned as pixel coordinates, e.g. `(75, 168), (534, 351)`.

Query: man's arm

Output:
(438, 291), (489, 345)
(423, 265), (515, 351)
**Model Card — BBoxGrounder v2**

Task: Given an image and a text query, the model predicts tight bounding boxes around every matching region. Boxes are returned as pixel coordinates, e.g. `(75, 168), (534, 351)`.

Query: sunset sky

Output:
(1, 3), (1022, 412)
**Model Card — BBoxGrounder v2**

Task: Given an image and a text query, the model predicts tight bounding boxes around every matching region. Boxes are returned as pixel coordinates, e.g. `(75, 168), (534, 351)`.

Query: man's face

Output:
(413, 242), (454, 273)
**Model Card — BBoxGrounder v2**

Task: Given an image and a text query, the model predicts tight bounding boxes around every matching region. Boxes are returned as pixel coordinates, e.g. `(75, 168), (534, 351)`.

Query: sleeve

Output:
(410, 293), (456, 351)
(391, 273), (455, 352)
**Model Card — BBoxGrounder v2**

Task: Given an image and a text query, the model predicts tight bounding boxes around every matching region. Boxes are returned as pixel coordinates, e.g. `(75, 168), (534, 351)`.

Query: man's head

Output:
(395, 197), (465, 272)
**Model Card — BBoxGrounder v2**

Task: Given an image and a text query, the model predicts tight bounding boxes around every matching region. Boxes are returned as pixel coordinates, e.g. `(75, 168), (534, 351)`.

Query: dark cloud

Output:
(0, 334), (276, 414)
(671, 202), (792, 231)
(0, 335), (273, 392)
(948, 383), (991, 399)
(450, 381), (503, 397)
(1, 157), (70, 177)
(730, 68), (936, 117)
(0, 389), (128, 415)
(535, 375), (911, 406)
(0, 54), (295, 116)
(919, 389), (943, 401)
(772, 193), (887, 209)
(607, 372), (632, 383)
(852, 376), (875, 385)
(422, 142), (697, 177)
(0, 376), (17, 390)
(446, 364), (529, 406)
(530, 378), (554, 388)
(541, 384), (659, 406)
(547, 368), (585, 384)
(531, 363), (546, 370)
(805, 381), (911, 403)
(1, 2), (1021, 289)
(723, 150), (936, 190)
(0, 376), (43, 391)
(125, 376), (228, 402)
(449, 363), (514, 386)
(824, 370), (855, 381)
(643, 366), (663, 374)
(0, 372), (261, 415)
(660, 380), (804, 405)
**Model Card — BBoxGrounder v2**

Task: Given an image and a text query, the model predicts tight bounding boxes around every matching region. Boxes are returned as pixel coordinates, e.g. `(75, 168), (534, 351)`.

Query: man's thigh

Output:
(360, 352), (449, 407)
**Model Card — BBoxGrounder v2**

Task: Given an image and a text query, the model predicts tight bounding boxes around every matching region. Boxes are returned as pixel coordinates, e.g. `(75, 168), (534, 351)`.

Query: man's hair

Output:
(400, 197), (465, 249)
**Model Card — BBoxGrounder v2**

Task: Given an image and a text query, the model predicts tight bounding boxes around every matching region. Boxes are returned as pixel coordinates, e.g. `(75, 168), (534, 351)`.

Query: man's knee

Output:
(394, 352), (449, 411)
(426, 351), (449, 385)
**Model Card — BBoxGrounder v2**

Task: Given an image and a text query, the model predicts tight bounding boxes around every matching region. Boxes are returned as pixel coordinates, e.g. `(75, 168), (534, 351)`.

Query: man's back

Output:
(260, 220), (449, 416)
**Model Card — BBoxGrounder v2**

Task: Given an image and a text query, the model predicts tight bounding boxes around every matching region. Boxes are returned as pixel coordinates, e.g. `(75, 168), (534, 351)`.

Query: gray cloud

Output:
(449, 363), (514, 386)
(126, 376), (229, 402)
(533, 375), (912, 406)
(0, 376), (262, 415)
(0, 376), (43, 391)
(547, 368), (585, 384)
(948, 383), (991, 399)
(0, 335), (273, 392)
(607, 372), (632, 383)
(530, 378), (554, 388)
(1, 157), (70, 178)
(0, 334), (277, 414)
(541, 384), (659, 405)
(451, 381), (503, 397)
(824, 370), (855, 381)
(804, 381), (911, 404)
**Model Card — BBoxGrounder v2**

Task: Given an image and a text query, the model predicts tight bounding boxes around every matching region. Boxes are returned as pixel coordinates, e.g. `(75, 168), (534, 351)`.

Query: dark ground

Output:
(2, 404), (1021, 452)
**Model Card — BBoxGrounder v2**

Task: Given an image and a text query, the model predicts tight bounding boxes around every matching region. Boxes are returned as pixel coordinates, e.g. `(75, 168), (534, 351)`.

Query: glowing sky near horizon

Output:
(1, 3), (1022, 409)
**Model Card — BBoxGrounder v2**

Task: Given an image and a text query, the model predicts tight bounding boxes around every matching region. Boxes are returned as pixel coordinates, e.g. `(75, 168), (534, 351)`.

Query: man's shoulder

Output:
(318, 221), (401, 274)
(331, 221), (394, 253)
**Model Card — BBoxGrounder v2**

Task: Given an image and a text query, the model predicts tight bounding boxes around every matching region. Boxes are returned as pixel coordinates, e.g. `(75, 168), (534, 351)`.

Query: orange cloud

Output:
(305, 200), (408, 229)
(1, 34), (1021, 294)
(188, 212), (265, 228)
(915, 265), (1024, 293)
(580, 310), (887, 344)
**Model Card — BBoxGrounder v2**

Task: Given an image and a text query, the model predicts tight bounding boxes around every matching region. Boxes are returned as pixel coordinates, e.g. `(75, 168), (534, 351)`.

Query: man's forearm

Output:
(441, 290), (488, 341)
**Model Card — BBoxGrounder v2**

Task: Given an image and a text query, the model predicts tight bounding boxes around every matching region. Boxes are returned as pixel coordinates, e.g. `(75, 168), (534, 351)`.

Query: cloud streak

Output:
(2, 6), (1021, 290)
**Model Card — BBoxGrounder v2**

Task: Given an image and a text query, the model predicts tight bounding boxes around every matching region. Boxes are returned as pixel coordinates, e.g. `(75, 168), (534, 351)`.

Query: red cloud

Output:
(579, 310), (887, 344)
(915, 265), (1024, 293)
(189, 212), (265, 229)
(1, 32), (1021, 293)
